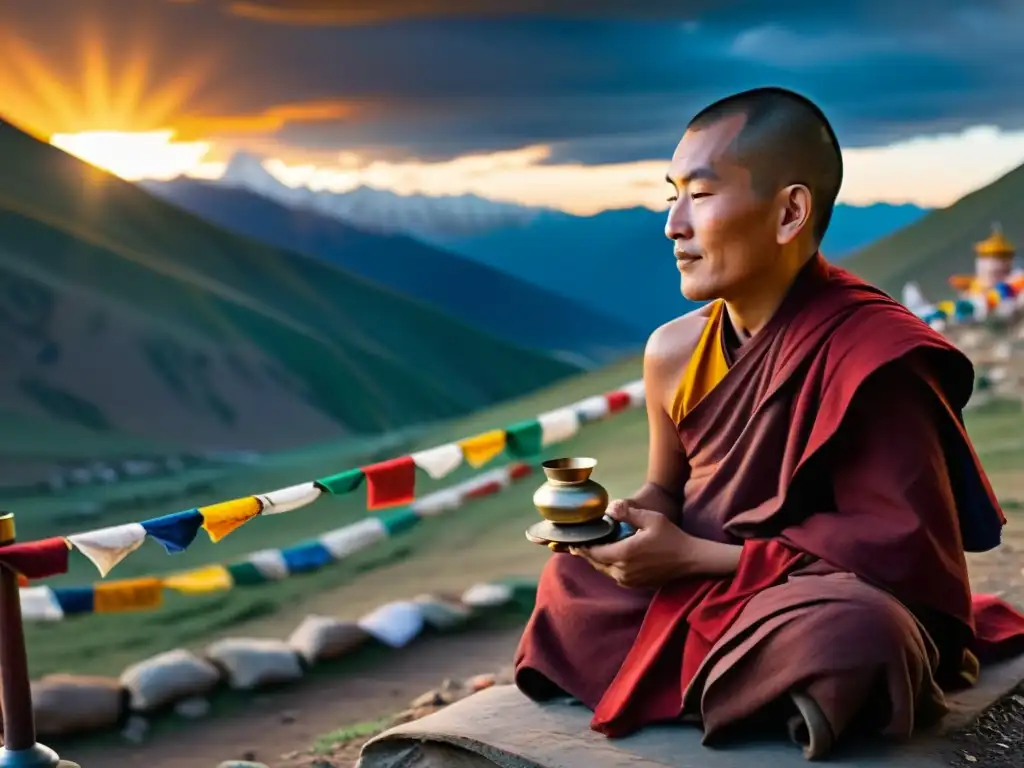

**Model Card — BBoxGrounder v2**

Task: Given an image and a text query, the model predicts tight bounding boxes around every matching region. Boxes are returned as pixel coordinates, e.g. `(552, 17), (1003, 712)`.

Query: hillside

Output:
(842, 162), (1024, 299)
(0, 120), (578, 482)
(141, 177), (644, 364)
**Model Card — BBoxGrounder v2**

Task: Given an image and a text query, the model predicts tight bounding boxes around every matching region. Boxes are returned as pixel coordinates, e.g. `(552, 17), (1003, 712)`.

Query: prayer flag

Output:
(141, 510), (204, 554)
(162, 565), (233, 594)
(280, 541), (333, 574)
(0, 537), (70, 579)
(225, 561), (267, 587)
(505, 419), (543, 458)
(411, 443), (463, 479)
(378, 508), (420, 536)
(20, 586), (64, 621)
(245, 549), (290, 580)
(459, 429), (507, 468)
(52, 586), (95, 616)
(94, 577), (163, 613)
(573, 395), (610, 422)
(315, 468), (365, 495)
(538, 408), (580, 446)
(199, 497), (261, 542)
(318, 518), (387, 560)
(67, 523), (147, 577)
(605, 390), (631, 413)
(508, 462), (533, 481)
(362, 456), (416, 509)
(256, 482), (322, 514)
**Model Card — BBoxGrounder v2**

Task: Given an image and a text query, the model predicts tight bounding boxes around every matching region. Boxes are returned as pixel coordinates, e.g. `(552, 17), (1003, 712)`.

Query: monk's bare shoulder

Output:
(643, 303), (713, 414)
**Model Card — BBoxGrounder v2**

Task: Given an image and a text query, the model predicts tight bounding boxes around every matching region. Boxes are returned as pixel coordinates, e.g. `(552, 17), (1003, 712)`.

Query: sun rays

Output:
(0, 13), (218, 178)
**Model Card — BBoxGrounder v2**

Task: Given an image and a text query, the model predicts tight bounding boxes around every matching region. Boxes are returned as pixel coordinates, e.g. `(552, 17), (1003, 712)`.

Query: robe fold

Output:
(514, 254), (1024, 747)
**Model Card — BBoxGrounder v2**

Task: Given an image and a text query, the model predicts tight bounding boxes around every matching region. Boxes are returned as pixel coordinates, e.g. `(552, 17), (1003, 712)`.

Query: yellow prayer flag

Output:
(458, 429), (507, 468)
(162, 565), (234, 594)
(199, 496), (261, 542)
(94, 577), (164, 614)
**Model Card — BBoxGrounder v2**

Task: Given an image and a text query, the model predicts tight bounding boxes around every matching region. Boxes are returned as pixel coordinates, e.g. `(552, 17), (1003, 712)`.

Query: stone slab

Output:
(358, 654), (1024, 768)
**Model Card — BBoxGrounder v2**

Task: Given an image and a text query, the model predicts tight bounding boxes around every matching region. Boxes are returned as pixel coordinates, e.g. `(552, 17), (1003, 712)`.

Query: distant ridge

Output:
(0, 119), (581, 478)
(142, 176), (645, 364)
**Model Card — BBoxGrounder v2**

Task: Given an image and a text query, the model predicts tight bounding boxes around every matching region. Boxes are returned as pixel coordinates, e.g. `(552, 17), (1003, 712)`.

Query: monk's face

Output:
(664, 113), (783, 303)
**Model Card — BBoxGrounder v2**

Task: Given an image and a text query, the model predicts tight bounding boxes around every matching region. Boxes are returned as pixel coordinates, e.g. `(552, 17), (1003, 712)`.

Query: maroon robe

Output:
(514, 254), (1024, 745)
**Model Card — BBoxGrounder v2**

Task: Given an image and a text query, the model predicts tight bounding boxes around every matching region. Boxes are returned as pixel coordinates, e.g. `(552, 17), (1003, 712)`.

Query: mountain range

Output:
(143, 153), (928, 332)
(141, 177), (644, 367)
(0, 119), (587, 483)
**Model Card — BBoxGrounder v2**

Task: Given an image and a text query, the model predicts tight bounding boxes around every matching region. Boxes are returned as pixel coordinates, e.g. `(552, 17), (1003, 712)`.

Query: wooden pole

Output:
(0, 513), (73, 768)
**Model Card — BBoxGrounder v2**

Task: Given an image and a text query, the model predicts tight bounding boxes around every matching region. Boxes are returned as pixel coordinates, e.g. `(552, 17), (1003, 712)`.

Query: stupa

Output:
(948, 223), (1019, 295)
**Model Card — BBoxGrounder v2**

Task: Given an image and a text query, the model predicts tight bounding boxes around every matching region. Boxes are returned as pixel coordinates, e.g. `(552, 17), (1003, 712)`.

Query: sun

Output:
(0, 13), (218, 179)
(49, 130), (220, 180)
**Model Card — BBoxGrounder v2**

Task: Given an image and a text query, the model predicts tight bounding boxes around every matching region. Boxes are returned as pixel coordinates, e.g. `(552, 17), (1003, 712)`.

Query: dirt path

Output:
(67, 626), (525, 768)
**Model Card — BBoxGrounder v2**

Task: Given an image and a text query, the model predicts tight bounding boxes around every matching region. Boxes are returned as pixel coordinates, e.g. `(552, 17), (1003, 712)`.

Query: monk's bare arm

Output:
(583, 307), (742, 582)
(642, 308), (743, 575)
(627, 329), (687, 520)
(624, 310), (710, 521)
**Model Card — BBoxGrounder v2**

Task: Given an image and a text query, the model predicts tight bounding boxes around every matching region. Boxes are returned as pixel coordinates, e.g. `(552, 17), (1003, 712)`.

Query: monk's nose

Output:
(665, 203), (694, 242)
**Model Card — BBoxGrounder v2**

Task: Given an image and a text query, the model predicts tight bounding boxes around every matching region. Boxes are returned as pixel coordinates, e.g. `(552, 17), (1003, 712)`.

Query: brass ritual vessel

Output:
(526, 457), (631, 547)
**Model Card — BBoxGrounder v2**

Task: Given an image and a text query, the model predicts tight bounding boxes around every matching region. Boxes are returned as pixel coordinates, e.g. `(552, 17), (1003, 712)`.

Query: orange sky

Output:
(45, 124), (1024, 216)
(6, 3), (1024, 215)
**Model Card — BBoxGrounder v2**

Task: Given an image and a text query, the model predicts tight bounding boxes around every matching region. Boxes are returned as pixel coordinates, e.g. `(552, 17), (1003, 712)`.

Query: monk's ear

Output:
(776, 184), (812, 246)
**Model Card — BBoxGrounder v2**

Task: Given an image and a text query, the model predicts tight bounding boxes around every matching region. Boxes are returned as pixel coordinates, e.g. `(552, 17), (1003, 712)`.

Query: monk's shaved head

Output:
(687, 87), (843, 244)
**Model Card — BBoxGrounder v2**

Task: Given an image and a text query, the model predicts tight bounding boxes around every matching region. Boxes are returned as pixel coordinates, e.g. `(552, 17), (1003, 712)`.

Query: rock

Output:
(174, 696), (211, 719)
(120, 715), (149, 744)
(410, 689), (445, 708)
(466, 673), (496, 692)
(440, 677), (463, 695)
(391, 708), (417, 725)
(280, 709), (299, 724)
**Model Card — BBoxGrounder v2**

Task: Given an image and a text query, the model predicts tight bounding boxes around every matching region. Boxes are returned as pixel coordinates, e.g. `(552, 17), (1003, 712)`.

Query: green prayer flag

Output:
(316, 468), (366, 494)
(377, 507), (421, 537)
(505, 419), (543, 457)
(226, 561), (269, 587)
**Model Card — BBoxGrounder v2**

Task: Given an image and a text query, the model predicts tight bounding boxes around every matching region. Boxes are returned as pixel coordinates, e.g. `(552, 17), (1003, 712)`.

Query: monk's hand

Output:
(568, 500), (694, 588)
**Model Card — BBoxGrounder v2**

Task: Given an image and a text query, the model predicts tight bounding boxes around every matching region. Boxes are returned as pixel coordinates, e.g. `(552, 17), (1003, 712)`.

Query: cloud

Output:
(173, 99), (366, 141)
(4, 0), (1023, 171)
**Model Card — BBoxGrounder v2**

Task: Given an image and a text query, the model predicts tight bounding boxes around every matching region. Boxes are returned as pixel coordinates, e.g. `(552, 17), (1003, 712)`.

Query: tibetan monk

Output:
(514, 87), (1024, 760)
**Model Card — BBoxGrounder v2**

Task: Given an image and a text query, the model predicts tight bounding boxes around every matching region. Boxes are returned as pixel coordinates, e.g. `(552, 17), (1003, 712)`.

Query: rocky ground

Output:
(217, 671), (1024, 768)
(268, 668), (513, 768)
(944, 684), (1024, 767)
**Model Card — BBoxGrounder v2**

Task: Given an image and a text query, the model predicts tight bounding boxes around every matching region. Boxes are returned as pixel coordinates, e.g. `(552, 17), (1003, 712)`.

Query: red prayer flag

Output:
(466, 480), (502, 500)
(0, 537), (71, 580)
(362, 456), (417, 509)
(605, 390), (630, 413)
(508, 462), (533, 481)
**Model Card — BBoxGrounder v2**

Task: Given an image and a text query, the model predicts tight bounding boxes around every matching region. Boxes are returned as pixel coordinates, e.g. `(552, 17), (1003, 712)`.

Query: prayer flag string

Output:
(23, 460), (534, 621)
(9, 380), (646, 619)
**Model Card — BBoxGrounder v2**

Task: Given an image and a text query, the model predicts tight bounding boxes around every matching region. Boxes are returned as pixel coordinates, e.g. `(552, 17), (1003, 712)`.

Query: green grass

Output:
(20, 356), (645, 677)
(312, 718), (391, 754)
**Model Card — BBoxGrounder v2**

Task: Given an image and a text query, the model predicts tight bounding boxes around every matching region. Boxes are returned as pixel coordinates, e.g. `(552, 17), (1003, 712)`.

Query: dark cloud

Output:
(2, 0), (1022, 164)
